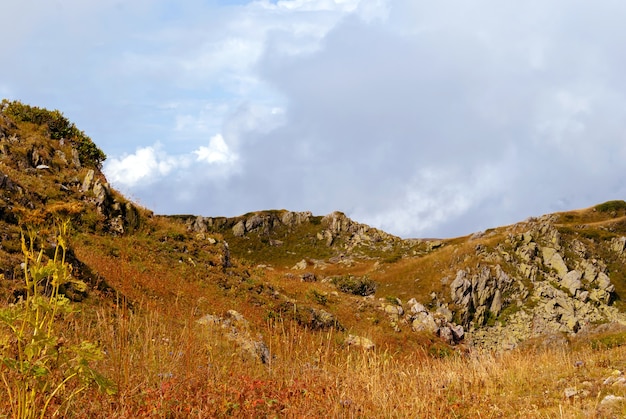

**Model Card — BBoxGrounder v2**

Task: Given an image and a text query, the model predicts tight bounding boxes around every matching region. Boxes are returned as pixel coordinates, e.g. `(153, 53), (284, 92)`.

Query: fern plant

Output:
(0, 217), (115, 419)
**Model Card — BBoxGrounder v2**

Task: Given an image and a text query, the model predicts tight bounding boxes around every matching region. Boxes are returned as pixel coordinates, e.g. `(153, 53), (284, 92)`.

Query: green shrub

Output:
(308, 289), (328, 306)
(1, 100), (106, 168)
(331, 274), (377, 296)
(382, 252), (402, 264)
(589, 332), (626, 350)
(595, 200), (626, 213)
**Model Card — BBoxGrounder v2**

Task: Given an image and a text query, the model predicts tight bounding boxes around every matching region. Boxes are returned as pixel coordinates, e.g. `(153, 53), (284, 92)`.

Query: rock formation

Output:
(448, 215), (626, 349)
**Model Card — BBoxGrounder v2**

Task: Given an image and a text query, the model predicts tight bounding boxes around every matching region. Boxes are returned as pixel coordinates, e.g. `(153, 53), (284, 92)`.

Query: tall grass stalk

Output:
(0, 220), (114, 418)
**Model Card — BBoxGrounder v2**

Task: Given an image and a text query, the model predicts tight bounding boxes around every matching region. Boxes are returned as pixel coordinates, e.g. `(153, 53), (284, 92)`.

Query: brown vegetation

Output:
(1, 101), (626, 417)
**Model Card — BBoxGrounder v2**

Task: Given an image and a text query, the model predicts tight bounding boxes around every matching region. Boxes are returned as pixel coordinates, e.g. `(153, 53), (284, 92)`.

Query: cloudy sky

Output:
(3, 0), (626, 238)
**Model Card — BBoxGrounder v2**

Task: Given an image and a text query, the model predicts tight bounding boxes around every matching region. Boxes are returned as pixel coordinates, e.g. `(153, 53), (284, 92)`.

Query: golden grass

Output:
(2, 212), (626, 418)
(12, 298), (624, 418)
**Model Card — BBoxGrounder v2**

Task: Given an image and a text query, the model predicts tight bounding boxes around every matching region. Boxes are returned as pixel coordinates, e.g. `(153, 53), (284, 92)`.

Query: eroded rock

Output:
(197, 310), (270, 364)
(345, 334), (375, 350)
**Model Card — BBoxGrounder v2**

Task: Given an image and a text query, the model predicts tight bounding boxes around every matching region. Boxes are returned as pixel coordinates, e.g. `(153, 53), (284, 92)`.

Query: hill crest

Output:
(1, 99), (625, 353)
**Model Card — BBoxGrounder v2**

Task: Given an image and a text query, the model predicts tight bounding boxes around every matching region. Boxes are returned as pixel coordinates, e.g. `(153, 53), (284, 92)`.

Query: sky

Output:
(2, 0), (626, 238)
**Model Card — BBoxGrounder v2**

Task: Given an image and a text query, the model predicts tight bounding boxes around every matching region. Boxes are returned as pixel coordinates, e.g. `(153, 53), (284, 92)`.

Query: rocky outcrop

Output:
(320, 211), (397, 250)
(450, 264), (518, 327)
(185, 210), (402, 258)
(370, 296), (465, 345)
(406, 299), (464, 344)
(187, 211), (314, 237)
(197, 310), (270, 364)
(81, 169), (141, 234)
(611, 236), (626, 254)
(454, 215), (626, 349)
(541, 247), (569, 278)
(345, 334), (375, 350)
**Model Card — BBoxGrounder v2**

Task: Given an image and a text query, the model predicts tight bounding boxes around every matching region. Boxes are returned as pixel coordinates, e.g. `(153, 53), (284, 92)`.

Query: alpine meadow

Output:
(1, 101), (625, 417)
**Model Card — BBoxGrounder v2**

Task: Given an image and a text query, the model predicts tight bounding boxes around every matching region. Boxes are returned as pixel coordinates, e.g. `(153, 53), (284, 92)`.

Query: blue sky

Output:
(3, 0), (626, 238)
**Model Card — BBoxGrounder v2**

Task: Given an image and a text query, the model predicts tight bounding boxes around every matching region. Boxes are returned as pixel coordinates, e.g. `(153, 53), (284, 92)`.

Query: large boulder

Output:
(411, 312), (439, 333)
(541, 247), (569, 279)
(561, 270), (582, 296)
(232, 220), (245, 237)
(197, 310), (270, 364)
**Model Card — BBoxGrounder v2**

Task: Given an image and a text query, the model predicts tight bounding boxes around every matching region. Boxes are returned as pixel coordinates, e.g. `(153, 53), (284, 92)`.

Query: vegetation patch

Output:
(307, 289), (329, 306)
(0, 219), (114, 417)
(331, 274), (377, 296)
(589, 332), (626, 350)
(1, 100), (106, 168)
(595, 200), (626, 213)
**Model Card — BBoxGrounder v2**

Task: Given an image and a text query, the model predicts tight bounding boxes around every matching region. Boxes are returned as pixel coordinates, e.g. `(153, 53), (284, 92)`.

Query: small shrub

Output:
(308, 289), (328, 306)
(428, 343), (454, 358)
(331, 275), (377, 296)
(382, 252), (402, 264)
(589, 332), (626, 350)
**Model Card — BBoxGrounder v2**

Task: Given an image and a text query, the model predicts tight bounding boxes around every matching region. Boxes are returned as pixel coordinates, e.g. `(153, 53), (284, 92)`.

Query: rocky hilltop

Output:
(176, 203), (626, 350)
(446, 211), (626, 348)
(1, 100), (626, 417)
(177, 209), (411, 263)
(1, 99), (625, 354)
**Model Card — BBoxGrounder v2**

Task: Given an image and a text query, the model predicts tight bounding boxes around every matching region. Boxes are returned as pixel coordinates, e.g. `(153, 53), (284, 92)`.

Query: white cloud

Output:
(104, 145), (183, 188)
(194, 134), (238, 164)
(8, 0), (626, 238)
(534, 90), (591, 146)
(254, 0), (360, 12)
(104, 132), (241, 192)
(355, 165), (506, 237)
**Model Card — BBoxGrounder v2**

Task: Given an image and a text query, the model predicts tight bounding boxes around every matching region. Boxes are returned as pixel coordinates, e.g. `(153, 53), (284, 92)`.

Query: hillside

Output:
(1, 100), (625, 417)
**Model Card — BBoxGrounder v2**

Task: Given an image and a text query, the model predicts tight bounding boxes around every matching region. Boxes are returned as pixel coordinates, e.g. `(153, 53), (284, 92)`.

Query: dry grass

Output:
(34, 218), (620, 417)
(2, 206), (625, 417)
(11, 298), (624, 418)
(2, 107), (626, 417)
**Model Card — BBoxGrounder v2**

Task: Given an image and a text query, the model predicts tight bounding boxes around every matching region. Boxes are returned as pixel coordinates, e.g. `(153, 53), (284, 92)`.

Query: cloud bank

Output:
(3, 1), (626, 237)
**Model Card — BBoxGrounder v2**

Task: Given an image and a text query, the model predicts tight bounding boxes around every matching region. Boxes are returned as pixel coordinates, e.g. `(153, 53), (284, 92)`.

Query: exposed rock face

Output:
(562, 270), (582, 296)
(611, 236), (626, 254)
(541, 247), (569, 278)
(188, 211), (315, 237)
(197, 310), (270, 364)
(456, 215), (626, 350)
(186, 210), (401, 256)
(406, 298), (464, 344)
(232, 220), (245, 237)
(320, 211), (397, 250)
(450, 264), (517, 327)
(80, 169), (141, 235)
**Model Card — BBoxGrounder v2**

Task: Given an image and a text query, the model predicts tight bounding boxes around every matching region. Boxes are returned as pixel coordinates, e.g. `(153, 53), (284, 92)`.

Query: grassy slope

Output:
(1, 103), (625, 417)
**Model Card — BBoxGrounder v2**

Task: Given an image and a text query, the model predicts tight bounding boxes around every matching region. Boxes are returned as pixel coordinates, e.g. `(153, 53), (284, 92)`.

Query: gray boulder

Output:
(197, 310), (270, 364)
(411, 312), (439, 334)
(232, 220), (245, 237)
(562, 270), (582, 296)
(541, 247), (568, 278)
(345, 335), (375, 350)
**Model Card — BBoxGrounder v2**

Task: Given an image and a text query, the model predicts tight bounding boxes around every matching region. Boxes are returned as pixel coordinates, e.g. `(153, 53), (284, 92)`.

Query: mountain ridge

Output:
(1, 99), (626, 350)
(2, 100), (626, 417)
